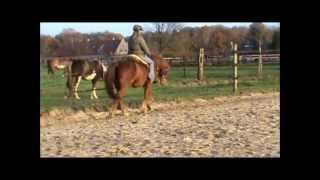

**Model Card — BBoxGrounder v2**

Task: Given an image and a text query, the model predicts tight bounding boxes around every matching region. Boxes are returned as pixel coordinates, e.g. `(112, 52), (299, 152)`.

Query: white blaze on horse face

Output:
(84, 71), (97, 80)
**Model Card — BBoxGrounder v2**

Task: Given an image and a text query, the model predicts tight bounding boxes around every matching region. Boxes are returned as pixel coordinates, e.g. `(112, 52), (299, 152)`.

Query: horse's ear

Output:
(152, 53), (161, 60)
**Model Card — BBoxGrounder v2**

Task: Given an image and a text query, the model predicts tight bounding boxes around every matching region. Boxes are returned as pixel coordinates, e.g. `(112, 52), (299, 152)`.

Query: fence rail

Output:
(163, 54), (280, 66)
(40, 55), (103, 61)
(41, 51), (280, 66)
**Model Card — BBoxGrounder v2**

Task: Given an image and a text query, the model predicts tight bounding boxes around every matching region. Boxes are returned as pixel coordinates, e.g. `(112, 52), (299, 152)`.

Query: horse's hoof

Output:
(75, 94), (80, 99)
(107, 113), (114, 119)
(140, 109), (147, 114)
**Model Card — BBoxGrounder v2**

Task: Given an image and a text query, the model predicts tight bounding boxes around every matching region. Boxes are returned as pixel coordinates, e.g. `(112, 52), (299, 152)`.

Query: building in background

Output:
(98, 37), (128, 57)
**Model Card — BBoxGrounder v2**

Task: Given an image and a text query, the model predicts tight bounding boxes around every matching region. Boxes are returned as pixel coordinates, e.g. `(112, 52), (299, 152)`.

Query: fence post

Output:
(230, 41), (234, 59)
(258, 40), (263, 74)
(233, 43), (238, 93)
(183, 56), (186, 77)
(197, 48), (204, 80)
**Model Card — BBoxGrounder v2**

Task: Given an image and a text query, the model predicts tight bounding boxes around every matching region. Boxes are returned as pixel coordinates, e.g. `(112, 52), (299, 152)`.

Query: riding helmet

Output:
(133, 25), (143, 32)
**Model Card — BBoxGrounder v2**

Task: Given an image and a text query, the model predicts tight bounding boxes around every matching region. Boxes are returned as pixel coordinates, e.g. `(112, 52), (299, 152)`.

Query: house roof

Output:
(60, 28), (81, 35)
(98, 39), (123, 54)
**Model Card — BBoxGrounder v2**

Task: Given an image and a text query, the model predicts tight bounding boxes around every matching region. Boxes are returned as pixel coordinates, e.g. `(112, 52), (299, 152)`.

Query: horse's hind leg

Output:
(146, 82), (153, 111)
(65, 77), (73, 99)
(110, 80), (129, 117)
(141, 82), (152, 113)
(119, 100), (129, 117)
(90, 78), (99, 99)
(48, 68), (55, 79)
(65, 78), (69, 99)
(108, 99), (119, 118)
(74, 76), (82, 99)
(140, 87), (148, 113)
(146, 93), (153, 111)
(117, 85), (129, 116)
(62, 67), (68, 78)
(109, 98), (128, 118)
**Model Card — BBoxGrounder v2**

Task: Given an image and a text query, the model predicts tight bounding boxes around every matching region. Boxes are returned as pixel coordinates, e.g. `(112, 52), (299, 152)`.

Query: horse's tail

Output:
(105, 63), (117, 100)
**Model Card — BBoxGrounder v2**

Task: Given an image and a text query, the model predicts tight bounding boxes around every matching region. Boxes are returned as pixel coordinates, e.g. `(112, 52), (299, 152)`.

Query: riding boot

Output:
(153, 63), (158, 84)
(153, 75), (158, 84)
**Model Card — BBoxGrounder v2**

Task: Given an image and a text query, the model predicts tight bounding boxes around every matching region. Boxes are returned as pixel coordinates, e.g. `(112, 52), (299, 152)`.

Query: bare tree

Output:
(247, 23), (267, 49)
(207, 26), (232, 55)
(152, 23), (183, 53)
(271, 28), (280, 50)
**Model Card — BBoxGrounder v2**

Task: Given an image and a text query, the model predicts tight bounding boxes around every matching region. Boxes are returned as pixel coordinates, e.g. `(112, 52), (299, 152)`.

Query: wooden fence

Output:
(41, 50), (280, 67)
(163, 53), (279, 67)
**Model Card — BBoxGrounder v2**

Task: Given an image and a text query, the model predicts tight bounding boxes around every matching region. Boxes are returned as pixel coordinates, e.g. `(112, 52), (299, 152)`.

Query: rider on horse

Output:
(128, 24), (157, 83)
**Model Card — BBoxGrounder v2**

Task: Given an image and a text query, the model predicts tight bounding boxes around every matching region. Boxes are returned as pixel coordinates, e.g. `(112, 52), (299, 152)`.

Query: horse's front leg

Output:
(90, 78), (99, 99)
(146, 82), (153, 111)
(65, 76), (75, 99)
(62, 67), (68, 78)
(140, 100), (148, 114)
(65, 77), (71, 99)
(141, 81), (152, 113)
(74, 76), (82, 99)
(118, 85), (129, 117)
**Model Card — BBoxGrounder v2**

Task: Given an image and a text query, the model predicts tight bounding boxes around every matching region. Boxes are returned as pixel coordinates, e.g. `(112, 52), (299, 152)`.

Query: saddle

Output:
(127, 54), (149, 67)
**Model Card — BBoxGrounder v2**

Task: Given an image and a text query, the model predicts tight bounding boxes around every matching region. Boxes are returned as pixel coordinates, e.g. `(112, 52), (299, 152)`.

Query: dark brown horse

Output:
(47, 57), (73, 77)
(66, 59), (107, 99)
(105, 54), (170, 117)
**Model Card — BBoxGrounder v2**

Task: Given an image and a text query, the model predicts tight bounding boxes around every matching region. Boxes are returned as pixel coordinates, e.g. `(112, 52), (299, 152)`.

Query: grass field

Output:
(40, 63), (280, 113)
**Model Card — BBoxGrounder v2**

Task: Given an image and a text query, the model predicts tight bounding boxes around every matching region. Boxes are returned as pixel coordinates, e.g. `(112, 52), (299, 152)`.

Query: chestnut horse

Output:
(105, 54), (170, 117)
(47, 57), (73, 77)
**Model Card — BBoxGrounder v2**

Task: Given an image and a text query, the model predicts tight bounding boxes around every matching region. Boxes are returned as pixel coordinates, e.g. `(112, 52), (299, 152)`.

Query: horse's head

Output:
(151, 54), (170, 86)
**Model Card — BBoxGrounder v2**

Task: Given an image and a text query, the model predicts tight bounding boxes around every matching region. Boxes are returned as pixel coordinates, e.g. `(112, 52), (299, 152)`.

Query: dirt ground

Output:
(40, 92), (280, 157)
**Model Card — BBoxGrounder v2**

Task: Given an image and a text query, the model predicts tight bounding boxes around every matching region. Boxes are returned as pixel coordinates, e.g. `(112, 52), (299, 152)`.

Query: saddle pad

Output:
(127, 54), (149, 67)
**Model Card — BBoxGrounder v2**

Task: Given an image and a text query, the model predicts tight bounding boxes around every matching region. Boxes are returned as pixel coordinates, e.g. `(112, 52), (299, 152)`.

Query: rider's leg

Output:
(144, 56), (155, 82)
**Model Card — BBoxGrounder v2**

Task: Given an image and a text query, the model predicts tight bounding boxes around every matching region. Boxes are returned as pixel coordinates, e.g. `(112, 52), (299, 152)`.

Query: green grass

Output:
(40, 63), (280, 113)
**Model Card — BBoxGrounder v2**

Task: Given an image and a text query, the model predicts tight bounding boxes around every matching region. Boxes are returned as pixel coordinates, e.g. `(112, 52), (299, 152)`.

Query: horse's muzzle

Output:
(160, 77), (168, 86)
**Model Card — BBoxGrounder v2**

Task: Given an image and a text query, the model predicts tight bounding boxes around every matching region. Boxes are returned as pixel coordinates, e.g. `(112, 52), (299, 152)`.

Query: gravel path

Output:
(40, 92), (280, 157)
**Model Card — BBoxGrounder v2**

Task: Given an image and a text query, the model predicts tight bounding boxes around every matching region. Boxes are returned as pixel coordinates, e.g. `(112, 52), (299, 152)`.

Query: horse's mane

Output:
(151, 53), (161, 59)
(151, 54), (170, 69)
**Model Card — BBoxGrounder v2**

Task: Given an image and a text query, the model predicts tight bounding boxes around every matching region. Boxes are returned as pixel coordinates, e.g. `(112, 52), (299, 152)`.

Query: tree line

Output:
(40, 23), (280, 58)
